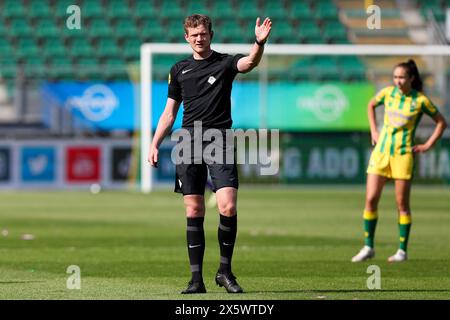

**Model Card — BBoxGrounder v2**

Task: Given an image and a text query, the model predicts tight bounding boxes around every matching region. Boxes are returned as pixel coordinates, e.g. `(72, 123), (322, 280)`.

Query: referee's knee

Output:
(218, 203), (236, 217)
(185, 204), (205, 218)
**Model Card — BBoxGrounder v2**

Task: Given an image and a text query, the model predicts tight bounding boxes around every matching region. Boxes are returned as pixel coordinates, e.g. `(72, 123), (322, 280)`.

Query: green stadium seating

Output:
(237, 1), (263, 20)
(81, 1), (105, 19)
(314, 2), (339, 20)
(139, 20), (166, 42)
(133, 1), (160, 20)
(15, 38), (40, 58)
(24, 57), (47, 79)
(297, 21), (323, 43)
(289, 2), (313, 20)
(314, 56), (340, 81)
(186, 1), (210, 15)
(0, 57), (17, 79)
(263, 1), (289, 20)
(339, 56), (366, 81)
(48, 57), (73, 79)
(0, 39), (14, 57)
(122, 39), (141, 60)
(75, 57), (101, 79)
(2, 1), (26, 19)
(322, 21), (348, 42)
(89, 19), (114, 38)
(211, 0), (236, 21)
(28, 1), (53, 19)
(41, 38), (67, 58)
(270, 21), (296, 43)
(96, 39), (120, 58)
(10, 19), (33, 37)
(107, 0), (132, 19)
(219, 20), (244, 43)
(35, 20), (61, 38)
(115, 19), (139, 39)
(104, 58), (128, 79)
(0, 22), (8, 37)
(167, 20), (185, 42)
(54, 0), (80, 19)
(160, 1), (185, 20)
(67, 38), (94, 58)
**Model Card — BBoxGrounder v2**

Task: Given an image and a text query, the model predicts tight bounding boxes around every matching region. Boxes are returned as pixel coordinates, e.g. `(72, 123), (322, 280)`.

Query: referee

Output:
(148, 14), (272, 294)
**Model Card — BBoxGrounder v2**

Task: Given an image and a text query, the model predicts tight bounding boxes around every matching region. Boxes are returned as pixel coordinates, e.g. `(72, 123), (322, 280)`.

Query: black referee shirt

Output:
(168, 51), (244, 129)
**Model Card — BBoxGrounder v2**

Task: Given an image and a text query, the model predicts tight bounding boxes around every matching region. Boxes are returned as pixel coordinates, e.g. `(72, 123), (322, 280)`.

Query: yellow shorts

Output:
(366, 150), (414, 180)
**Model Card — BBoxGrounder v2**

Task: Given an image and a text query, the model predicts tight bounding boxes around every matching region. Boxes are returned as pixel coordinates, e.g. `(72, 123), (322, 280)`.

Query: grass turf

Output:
(0, 186), (449, 300)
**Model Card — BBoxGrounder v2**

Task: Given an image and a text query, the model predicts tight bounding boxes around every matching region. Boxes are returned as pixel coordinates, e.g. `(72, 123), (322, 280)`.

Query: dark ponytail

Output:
(396, 59), (423, 92)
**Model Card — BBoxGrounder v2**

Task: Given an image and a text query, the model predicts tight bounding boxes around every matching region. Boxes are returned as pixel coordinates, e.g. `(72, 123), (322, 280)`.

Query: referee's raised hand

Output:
(255, 17), (272, 44)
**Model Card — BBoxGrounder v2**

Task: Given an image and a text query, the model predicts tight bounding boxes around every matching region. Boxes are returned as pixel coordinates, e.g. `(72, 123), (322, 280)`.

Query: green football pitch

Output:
(0, 187), (449, 300)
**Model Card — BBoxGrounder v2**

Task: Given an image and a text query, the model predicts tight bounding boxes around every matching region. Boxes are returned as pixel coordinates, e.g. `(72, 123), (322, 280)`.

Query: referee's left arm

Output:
(237, 17), (272, 73)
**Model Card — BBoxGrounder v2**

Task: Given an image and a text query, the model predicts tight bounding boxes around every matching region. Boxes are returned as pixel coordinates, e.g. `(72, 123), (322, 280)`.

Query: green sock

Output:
(399, 215), (412, 251)
(363, 210), (378, 248)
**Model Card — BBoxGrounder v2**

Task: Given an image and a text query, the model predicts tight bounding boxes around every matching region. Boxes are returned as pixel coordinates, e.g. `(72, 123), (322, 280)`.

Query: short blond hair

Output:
(183, 14), (212, 35)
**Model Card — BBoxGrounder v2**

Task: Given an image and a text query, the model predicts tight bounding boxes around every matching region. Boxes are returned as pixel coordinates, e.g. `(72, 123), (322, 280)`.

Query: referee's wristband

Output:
(255, 38), (266, 46)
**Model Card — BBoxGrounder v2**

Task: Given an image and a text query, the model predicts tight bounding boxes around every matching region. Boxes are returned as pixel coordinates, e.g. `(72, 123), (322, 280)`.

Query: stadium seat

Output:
(28, 0), (53, 19)
(237, 0), (263, 20)
(297, 21), (323, 43)
(289, 2), (313, 20)
(0, 57), (17, 80)
(322, 21), (348, 42)
(139, 20), (166, 42)
(96, 39), (120, 58)
(41, 38), (67, 58)
(35, 20), (61, 38)
(2, 1), (26, 19)
(160, 1), (185, 20)
(114, 19), (139, 39)
(15, 38), (40, 59)
(263, 1), (289, 20)
(89, 19), (114, 38)
(219, 20), (245, 43)
(107, 0), (132, 19)
(0, 39), (15, 58)
(103, 58), (128, 79)
(67, 38), (94, 58)
(167, 20), (185, 42)
(211, 0), (236, 21)
(0, 22), (9, 38)
(270, 20), (296, 43)
(186, 1), (210, 15)
(10, 19), (33, 37)
(122, 39), (141, 60)
(313, 56), (341, 81)
(24, 57), (47, 79)
(133, 1), (160, 20)
(48, 57), (73, 79)
(81, 1), (105, 19)
(75, 57), (101, 79)
(314, 2), (339, 20)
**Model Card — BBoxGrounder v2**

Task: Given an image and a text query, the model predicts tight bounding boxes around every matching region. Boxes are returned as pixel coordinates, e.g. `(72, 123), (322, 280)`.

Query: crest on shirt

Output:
(208, 76), (216, 85)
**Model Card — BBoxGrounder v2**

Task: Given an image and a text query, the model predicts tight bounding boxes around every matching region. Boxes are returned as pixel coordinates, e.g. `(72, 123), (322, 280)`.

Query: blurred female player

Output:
(352, 59), (447, 262)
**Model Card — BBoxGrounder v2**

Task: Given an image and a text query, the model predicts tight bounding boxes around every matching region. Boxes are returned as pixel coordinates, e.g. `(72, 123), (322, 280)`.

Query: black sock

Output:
(218, 214), (237, 275)
(186, 217), (205, 282)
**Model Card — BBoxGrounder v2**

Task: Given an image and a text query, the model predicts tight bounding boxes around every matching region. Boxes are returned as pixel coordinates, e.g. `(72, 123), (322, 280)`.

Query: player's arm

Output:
(148, 98), (181, 167)
(237, 17), (272, 73)
(367, 98), (380, 145)
(368, 88), (388, 145)
(412, 112), (447, 153)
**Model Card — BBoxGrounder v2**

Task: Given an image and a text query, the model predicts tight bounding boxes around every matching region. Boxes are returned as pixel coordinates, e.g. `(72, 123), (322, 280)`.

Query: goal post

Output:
(140, 44), (450, 193)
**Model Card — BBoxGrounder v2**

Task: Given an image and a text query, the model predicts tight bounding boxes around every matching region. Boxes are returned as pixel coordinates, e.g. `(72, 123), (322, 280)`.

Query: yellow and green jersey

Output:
(373, 86), (439, 156)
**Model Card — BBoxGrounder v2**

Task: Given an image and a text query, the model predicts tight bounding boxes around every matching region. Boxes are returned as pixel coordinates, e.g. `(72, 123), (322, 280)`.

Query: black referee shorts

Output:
(174, 128), (239, 196)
